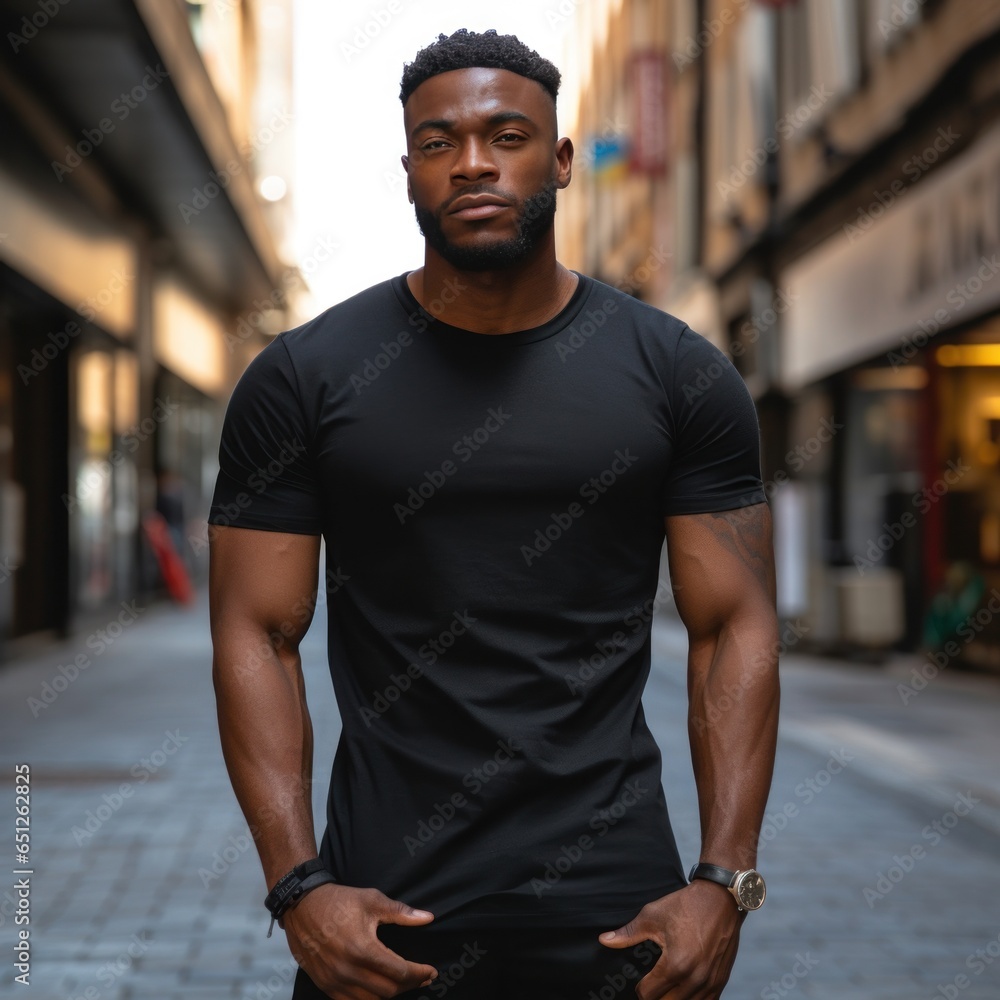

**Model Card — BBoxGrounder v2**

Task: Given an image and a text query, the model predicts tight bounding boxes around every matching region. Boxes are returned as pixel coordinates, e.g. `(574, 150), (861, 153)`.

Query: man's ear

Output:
(555, 137), (574, 189)
(401, 154), (413, 203)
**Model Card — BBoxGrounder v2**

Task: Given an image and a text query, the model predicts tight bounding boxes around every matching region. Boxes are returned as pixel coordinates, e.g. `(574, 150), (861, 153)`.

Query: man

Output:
(208, 28), (779, 1000)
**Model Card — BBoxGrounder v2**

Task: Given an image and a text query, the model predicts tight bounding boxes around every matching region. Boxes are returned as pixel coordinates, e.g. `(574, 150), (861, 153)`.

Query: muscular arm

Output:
(665, 501), (780, 875)
(209, 524), (439, 995)
(208, 524), (323, 892)
(598, 501), (779, 997)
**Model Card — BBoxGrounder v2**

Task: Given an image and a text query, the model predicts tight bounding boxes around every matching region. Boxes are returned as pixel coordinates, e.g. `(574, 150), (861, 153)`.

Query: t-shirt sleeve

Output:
(659, 324), (767, 516)
(207, 335), (324, 534)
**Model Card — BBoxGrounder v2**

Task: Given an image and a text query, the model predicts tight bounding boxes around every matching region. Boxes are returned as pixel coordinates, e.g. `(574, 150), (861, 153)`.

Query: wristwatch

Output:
(264, 857), (339, 937)
(688, 862), (766, 912)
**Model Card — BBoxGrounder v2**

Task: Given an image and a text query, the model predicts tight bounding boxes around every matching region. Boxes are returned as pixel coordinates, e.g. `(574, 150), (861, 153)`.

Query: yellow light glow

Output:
(852, 367), (928, 391)
(936, 344), (1000, 367)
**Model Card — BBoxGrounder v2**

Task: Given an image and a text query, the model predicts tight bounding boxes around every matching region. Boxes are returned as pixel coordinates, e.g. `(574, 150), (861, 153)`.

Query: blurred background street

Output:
(2, 0), (1000, 997)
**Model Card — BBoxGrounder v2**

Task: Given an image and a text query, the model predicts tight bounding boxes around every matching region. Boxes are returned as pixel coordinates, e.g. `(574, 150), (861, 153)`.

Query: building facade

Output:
(0, 0), (302, 658)
(559, 0), (1000, 663)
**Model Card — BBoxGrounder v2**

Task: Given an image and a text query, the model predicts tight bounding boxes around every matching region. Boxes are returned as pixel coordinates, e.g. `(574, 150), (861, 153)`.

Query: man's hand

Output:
(283, 883), (439, 999)
(597, 881), (746, 999)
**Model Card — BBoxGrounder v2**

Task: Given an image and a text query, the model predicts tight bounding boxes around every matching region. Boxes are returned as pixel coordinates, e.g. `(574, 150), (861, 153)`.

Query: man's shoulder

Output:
(277, 273), (406, 354)
(580, 271), (690, 336)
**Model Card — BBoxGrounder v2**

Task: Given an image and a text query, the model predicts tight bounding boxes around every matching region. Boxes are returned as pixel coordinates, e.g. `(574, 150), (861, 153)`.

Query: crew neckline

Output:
(391, 269), (592, 346)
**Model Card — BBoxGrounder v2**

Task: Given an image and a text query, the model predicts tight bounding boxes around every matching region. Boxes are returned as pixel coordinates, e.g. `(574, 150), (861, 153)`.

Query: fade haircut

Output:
(399, 28), (561, 107)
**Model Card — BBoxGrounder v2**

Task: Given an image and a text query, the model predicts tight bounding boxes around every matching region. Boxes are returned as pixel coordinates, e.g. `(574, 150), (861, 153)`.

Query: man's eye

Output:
(421, 140), (449, 150)
(496, 133), (524, 142)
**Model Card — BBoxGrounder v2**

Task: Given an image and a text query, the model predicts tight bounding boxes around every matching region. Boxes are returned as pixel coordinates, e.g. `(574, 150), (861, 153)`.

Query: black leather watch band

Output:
(688, 862), (737, 887)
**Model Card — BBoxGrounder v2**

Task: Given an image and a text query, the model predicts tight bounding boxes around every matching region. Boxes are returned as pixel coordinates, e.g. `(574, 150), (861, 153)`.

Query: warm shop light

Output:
(258, 175), (287, 202)
(852, 367), (928, 390)
(936, 344), (1000, 366)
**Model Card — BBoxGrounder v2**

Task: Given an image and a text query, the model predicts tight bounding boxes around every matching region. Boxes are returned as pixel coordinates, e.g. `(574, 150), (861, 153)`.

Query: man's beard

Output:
(414, 178), (558, 272)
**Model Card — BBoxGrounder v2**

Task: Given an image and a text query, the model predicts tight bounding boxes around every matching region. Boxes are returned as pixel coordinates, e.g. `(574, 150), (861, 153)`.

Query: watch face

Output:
(735, 870), (766, 909)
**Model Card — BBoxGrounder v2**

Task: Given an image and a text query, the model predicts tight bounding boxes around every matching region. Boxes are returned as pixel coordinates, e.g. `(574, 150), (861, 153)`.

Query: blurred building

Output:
(560, 0), (1000, 663)
(0, 0), (303, 659)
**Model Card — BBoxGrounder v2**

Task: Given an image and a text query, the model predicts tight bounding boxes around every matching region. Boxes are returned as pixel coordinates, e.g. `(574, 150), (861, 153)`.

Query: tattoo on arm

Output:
(704, 503), (774, 595)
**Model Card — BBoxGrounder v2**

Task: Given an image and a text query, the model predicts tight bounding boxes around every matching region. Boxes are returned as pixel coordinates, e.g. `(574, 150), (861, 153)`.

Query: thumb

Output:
(598, 915), (646, 949)
(383, 896), (435, 926)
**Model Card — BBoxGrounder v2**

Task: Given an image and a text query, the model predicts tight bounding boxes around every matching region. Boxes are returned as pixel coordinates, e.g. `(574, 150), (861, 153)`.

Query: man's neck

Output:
(406, 245), (579, 335)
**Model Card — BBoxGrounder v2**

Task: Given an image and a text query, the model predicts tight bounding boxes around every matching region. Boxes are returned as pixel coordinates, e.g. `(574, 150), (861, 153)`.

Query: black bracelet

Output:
(264, 858), (337, 937)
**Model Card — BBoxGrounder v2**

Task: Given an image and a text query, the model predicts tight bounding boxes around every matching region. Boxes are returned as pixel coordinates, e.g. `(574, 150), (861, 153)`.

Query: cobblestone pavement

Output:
(1, 576), (998, 1000)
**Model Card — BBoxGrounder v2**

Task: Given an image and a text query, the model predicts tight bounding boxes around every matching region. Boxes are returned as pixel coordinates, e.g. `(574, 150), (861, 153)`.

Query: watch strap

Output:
(688, 862), (737, 887)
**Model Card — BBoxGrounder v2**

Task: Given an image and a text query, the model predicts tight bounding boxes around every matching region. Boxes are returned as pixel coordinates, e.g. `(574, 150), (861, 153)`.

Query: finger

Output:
(635, 961), (684, 1000)
(598, 912), (654, 949)
(316, 952), (418, 1000)
(377, 894), (435, 926)
(361, 938), (438, 991)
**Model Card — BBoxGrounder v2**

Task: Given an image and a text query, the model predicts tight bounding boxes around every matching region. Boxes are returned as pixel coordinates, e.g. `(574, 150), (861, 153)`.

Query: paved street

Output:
(1, 560), (999, 1000)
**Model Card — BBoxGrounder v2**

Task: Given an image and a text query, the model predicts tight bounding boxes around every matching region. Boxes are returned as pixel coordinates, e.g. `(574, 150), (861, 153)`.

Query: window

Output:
(780, 0), (861, 126)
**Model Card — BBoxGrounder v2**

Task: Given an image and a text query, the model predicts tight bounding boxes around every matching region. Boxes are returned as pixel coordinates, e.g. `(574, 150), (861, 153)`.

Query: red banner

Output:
(629, 51), (668, 176)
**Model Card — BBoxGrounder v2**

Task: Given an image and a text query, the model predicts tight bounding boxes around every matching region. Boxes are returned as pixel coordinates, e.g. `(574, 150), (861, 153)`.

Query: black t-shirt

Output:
(208, 269), (766, 929)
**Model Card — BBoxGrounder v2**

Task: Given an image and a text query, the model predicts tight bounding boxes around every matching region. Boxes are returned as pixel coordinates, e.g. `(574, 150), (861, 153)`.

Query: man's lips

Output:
(447, 195), (512, 220)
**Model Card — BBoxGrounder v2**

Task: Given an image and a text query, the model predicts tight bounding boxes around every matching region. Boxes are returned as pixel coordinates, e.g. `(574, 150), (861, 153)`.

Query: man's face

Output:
(401, 67), (573, 271)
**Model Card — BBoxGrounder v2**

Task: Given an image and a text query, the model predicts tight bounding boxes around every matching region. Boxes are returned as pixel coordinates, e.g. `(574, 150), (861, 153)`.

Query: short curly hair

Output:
(399, 28), (561, 106)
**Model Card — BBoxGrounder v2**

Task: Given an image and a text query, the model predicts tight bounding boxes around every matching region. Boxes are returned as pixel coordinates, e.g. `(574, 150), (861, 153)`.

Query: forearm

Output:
(212, 631), (318, 890)
(687, 610), (779, 870)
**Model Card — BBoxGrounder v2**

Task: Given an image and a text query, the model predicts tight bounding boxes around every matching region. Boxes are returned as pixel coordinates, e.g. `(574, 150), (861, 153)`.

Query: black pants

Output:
(291, 920), (662, 999)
